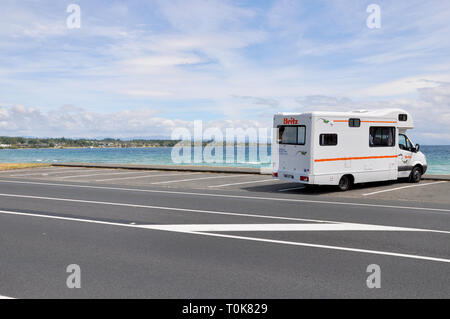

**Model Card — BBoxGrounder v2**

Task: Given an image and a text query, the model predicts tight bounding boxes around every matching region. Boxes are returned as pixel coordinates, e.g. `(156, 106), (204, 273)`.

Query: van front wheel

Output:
(338, 175), (352, 191)
(409, 166), (422, 183)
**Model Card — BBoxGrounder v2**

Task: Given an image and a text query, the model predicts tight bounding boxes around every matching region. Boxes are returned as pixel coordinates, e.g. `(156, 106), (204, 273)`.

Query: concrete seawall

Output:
(52, 162), (449, 181)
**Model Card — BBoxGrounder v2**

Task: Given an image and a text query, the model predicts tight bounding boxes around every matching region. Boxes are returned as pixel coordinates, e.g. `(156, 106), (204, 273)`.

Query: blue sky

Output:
(0, 0), (450, 143)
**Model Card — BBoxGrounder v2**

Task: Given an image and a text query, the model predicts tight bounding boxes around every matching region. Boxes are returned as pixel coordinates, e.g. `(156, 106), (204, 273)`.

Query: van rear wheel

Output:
(409, 166), (422, 183)
(338, 175), (352, 191)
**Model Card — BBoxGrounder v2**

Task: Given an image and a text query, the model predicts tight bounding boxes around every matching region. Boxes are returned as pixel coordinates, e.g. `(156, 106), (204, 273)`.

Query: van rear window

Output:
(278, 126), (306, 145)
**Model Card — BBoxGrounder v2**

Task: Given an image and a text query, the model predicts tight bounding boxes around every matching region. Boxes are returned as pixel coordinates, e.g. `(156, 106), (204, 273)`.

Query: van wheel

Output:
(409, 166), (422, 183)
(338, 175), (351, 191)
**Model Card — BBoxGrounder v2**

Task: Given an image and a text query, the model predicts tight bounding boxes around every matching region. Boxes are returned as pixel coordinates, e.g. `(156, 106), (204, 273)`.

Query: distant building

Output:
(0, 144), (11, 148)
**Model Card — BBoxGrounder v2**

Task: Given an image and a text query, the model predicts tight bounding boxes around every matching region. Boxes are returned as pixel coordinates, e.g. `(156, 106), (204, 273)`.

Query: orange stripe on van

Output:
(314, 155), (398, 162)
(333, 120), (397, 124)
(362, 121), (397, 124)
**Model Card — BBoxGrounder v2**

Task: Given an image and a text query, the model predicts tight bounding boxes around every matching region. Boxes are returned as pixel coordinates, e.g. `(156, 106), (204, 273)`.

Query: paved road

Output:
(0, 167), (449, 298)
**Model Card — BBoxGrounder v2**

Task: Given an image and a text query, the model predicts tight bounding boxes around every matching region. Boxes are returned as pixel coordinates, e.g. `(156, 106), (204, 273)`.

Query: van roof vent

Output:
(352, 109), (369, 113)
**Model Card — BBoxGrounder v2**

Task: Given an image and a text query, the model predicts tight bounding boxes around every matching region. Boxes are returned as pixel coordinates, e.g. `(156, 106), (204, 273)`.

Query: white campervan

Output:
(272, 109), (427, 191)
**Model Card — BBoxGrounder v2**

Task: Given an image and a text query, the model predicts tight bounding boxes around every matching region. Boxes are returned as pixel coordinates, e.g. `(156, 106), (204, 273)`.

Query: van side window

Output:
(278, 126), (306, 145)
(399, 114), (408, 121)
(349, 119), (361, 127)
(369, 127), (395, 147)
(320, 134), (338, 146)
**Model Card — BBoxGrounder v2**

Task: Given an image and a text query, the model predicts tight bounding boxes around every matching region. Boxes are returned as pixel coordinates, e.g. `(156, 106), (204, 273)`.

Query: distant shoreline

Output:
(0, 143), (272, 150)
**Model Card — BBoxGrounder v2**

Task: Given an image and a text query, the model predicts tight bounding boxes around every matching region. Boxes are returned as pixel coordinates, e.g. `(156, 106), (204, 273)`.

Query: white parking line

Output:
(363, 181), (447, 196)
(10, 169), (104, 177)
(279, 186), (306, 192)
(140, 223), (429, 232)
(150, 174), (243, 185)
(1, 209), (449, 264)
(209, 179), (276, 188)
(56, 171), (143, 179)
(0, 179), (449, 213)
(95, 172), (201, 182)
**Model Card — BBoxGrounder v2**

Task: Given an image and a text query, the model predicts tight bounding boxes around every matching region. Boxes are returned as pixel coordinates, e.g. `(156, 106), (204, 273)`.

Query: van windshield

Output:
(278, 126), (306, 145)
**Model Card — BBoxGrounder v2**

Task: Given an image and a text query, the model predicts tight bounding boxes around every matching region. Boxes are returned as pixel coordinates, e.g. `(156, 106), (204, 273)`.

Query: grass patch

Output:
(0, 163), (50, 171)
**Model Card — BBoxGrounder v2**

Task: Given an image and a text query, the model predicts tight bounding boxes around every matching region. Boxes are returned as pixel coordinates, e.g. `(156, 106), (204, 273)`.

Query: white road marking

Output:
(150, 174), (243, 185)
(209, 179), (276, 188)
(95, 172), (201, 182)
(279, 186), (306, 192)
(56, 171), (143, 179)
(140, 223), (429, 233)
(1, 209), (449, 264)
(10, 169), (105, 177)
(0, 295), (14, 299)
(188, 231), (450, 264)
(363, 181), (447, 196)
(0, 179), (449, 213)
(0, 192), (449, 234)
(0, 193), (338, 223)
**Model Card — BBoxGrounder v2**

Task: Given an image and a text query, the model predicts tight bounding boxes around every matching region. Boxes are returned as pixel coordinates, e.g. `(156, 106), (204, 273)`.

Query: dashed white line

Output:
(209, 179), (277, 188)
(150, 174), (243, 185)
(95, 172), (201, 182)
(1, 209), (449, 264)
(363, 181), (447, 196)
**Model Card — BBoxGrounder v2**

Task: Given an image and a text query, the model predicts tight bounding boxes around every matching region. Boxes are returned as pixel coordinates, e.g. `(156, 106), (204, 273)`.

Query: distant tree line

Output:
(0, 136), (181, 149)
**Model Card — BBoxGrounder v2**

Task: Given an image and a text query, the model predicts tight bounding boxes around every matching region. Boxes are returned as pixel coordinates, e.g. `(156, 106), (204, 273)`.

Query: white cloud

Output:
(357, 74), (450, 97)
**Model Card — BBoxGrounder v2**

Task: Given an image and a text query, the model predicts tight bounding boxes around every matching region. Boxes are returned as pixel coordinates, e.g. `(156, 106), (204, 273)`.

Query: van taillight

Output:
(272, 172), (278, 178)
(300, 176), (309, 182)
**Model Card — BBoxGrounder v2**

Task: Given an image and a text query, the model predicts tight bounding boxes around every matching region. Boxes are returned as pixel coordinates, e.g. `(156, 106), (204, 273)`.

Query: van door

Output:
(277, 125), (310, 181)
(398, 134), (414, 178)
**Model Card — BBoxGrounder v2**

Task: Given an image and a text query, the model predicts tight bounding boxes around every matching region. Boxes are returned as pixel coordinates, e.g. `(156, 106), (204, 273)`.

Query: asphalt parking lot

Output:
(1, 166), (449, 204)
(0, 166), (449, 298)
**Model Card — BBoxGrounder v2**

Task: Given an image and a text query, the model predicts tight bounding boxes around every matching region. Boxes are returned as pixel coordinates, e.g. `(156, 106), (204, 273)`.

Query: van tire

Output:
(409, 166), (422, 183)
(338, 175), (352, 191)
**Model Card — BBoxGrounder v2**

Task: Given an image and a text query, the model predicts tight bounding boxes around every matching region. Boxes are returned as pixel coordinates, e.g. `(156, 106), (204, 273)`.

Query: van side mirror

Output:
(415, 144), (420, 152)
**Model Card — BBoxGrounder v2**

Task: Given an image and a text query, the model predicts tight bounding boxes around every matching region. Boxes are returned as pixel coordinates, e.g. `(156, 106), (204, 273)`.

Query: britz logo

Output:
(283, 117), (298, 125)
